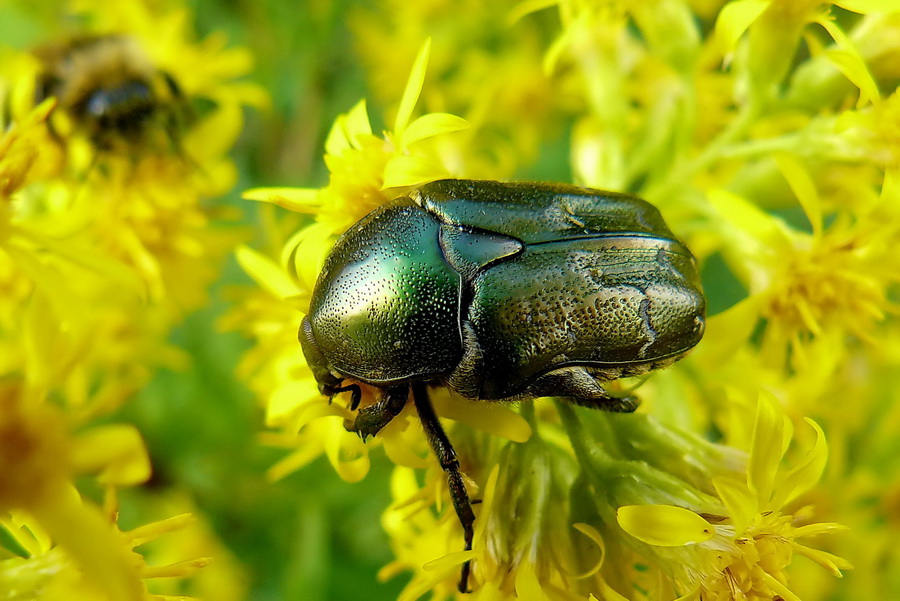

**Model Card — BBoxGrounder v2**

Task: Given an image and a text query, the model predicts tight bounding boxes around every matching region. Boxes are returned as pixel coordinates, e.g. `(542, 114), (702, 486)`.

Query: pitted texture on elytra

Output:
(468, 238), (705, 399)
(308, 198), (462, 383)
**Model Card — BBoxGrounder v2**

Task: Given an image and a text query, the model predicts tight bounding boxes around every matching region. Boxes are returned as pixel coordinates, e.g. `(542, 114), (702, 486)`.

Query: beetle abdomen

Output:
(466, 236), (705, 400)
(307, 198), (462, 384)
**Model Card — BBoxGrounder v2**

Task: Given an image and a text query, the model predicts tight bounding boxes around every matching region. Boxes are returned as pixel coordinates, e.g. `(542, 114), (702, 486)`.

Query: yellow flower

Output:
(0, 381), (157, 601)
(350, 1), (562, 178)
(0, 4), (257, 599)
(0, 508), (214, 601)
(716, 0), (880, 107)
(618, 393), (850, 600)
(706, 168), (899, 369)
(0, 3), (262, 327)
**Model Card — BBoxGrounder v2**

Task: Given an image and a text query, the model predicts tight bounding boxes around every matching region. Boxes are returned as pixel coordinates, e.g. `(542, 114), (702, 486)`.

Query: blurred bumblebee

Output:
(32, 34), (188, 156)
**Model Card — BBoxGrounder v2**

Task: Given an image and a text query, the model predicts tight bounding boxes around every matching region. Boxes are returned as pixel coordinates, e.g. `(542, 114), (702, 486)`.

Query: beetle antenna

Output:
(411, 381), (476, 593)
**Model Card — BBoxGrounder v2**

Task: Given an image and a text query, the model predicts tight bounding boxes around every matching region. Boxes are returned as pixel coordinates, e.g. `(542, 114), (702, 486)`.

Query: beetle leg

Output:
(411, 381), (476, 594)
(535, 366), (641, 413)
(347, 385), (408, 440)
(568, 393), (640, 413)
(331, 384), (362, 410)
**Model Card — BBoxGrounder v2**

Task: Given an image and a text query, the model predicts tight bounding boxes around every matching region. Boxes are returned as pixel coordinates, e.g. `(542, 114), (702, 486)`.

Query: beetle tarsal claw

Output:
(344, 385), (410, 440)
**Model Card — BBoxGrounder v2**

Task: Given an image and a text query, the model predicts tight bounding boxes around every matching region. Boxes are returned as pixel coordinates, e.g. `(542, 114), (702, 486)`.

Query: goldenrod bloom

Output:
(0, 1), (262, 598)
(231, 1), (896, 600)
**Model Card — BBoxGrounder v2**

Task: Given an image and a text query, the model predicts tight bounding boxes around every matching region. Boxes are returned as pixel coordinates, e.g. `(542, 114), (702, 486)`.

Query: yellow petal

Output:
(381, 155), (448, 189)
(266, 445), (325, 482)
(285, 400), (346, 433)
(714, 0), (771, 51)
(325, 427), (370, 483)
(422, 549), (475, 571)
(380, 412), (431, 469)
(185, 100), (241, 159)
(15, 230), (147, 299)
(71, 425), (152, 486)
(402, 113), (470, 147)
(29, 485), (144, 601)
(381, 433), (430, 469)
(712, 476), (756, 535)
(834, 0), (899, 14)
(673, 586), (702, 601)
(431, 395), (531, 443)
(507, 0), (559, 26)
(516, 564), (553, 601)
(235, 244), (300, 299)
(264, 377), (321, 425)
(243, 186), (320, 213)
(597, 582), (631, 601)
(747, 391), (789, 507)
(616, 505), (714, 546)
(473, 465), (500, 543)
(774, 153), (822, 239)
(288, 223), (335, 290)
(324, 100), (370, 155)
(394, 39), (431, 138)
(791, 522), (849, 538)
(707, 188), (789, 248)
(760, 571), (803, 601)
(127, 513), (196, 547)
(792, 542), (853, 576)
(816, 16), (880, 108)
(695, 295), (763, 366)
(572, 523), (606, 578)
(771, 418), (828, 509)
(344, 99), (374, 144)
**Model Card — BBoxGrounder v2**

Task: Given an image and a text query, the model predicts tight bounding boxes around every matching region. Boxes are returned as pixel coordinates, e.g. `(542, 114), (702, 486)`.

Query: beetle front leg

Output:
(347, 385), (408, 440)
(411, 381), (476, 594)
(331, 384), (362, 410)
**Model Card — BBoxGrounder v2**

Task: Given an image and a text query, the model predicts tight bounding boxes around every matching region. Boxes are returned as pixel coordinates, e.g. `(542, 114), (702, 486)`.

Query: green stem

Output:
(519, 400), (538, 437)
(555, 400), (722, 512)
(554, 400), (612, 477)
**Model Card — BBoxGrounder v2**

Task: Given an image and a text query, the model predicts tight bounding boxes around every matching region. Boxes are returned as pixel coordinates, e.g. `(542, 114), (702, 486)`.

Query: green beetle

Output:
(300, 179), (706, 592)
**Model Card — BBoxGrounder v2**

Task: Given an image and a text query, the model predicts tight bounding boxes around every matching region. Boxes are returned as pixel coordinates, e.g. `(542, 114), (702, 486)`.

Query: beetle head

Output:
(299, 316), (343, 396)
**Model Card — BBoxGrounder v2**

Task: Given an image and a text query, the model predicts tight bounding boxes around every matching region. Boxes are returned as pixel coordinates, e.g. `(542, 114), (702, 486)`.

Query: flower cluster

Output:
(0, 1), (262, 598)
(236, 1), (900, 600)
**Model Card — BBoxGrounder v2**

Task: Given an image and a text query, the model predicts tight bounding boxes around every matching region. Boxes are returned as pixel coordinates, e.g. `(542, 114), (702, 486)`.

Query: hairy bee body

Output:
(33, 35), (185, 153)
